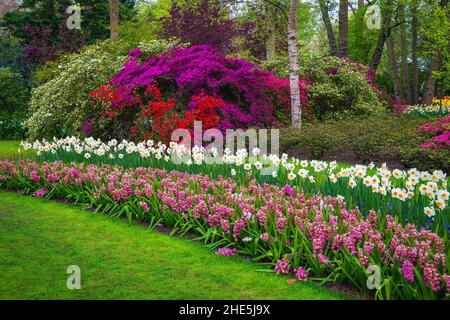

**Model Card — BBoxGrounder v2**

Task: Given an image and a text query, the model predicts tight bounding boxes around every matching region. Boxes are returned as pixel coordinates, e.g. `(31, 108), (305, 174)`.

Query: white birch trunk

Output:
(288, 0), (301, 129)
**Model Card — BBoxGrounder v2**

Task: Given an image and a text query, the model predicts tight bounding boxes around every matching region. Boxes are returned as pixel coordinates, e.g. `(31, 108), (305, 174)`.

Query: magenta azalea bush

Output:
(1, 160), (449, 300)
(112, 45), (309, 130)
(419, 115), (450, 149)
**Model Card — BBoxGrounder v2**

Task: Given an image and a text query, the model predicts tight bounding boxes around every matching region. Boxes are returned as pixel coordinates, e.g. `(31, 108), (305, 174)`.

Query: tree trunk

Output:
(109, 0), (120, 40)
(369, 32), (388, 72)
(288, 0), (301, 129)
(266, 3), (277, 60)
(422, 56), (441, 105)
(387, 34), (402, 100)
(318, 0), (337, 56)
(422, 0), (449, 105)
(399, 4), (412, 103)
(339, 0), (349, 56)
(369, 0), (394, 72)
(411, 3), (420, 103)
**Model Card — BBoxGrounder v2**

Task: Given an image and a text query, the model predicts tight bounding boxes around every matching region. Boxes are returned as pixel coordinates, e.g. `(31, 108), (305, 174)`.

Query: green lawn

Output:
(0, 191), (349, 300)
(0, 141), (21, 160)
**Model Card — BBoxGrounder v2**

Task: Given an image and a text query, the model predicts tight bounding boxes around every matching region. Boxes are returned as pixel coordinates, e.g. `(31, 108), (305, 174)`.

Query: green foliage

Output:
(296, 0), (321, 45)
(31, 53), (74, 85)
(420, 2), (450, 93)
(1, 0), (136, 46)
(0, 141), (21, 160)
(304, 55), (384, 120)
(26, 39), (182, 140)
(0, 29), (31, 84)
(265, 51), (385, 120)
(348, 6), (380, 65)
(118, 0), (172, 48)
(117, 19), (157, 46)
(0, 111), (27, 140)
(280, 114), (450, 173)
(136, 0), (173, 23)
(0, 68), (29, 113)
(263, 54), (290, 78)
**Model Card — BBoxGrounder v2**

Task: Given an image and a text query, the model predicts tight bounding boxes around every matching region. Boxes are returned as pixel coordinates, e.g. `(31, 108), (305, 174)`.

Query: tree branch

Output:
(263, 0), (288, 20)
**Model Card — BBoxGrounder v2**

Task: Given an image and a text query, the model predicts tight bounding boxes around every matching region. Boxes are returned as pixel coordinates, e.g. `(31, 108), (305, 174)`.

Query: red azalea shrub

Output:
(177, 93), (222, 130)
(419, 115), (450, 149)
(89, 83), (224, 143)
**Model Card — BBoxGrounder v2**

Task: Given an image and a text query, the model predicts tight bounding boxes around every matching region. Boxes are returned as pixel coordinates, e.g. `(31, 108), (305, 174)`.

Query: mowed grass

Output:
(0, 191), (350, 300)
(0, 141), (21, 160)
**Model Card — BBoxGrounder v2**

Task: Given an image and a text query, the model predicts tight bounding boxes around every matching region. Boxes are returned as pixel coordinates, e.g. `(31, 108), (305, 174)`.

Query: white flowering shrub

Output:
(26, 39), (180, 140)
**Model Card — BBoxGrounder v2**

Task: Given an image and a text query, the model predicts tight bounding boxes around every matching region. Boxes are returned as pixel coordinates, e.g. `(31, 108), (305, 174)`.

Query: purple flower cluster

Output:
(112, 45), (307, 130)
(294, 267), (308, 281)
(216, 248), (237, 256)
(402, 260), (415, 282)
(274, 259), (290, 275)
(34, 188), (46, 198)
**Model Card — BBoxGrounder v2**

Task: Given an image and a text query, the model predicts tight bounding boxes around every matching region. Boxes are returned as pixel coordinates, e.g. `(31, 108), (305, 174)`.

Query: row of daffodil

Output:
(20, 136), (450, 233)
(406, 104), (450, 117)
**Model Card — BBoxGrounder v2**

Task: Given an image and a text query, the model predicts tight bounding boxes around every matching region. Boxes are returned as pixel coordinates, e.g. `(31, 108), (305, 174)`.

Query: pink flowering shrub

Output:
(0, 160), (449, 300)
(419, 115), (450, 149)
(112, 45), (309, 130)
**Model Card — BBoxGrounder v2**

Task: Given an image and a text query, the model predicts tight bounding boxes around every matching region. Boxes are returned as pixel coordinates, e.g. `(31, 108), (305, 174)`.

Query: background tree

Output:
(421, 0), (449, 104)
(369, 0), (399, 72)
(159, 0), (241, 51)
(109, 0), (120, 40)
(1, 0), (135, 65)
(386, 33), (402, 99)
(288, 0), (301, 128)
(338, 0), (348, 56)
(266, 2), (277, 59)
(318, 0), (338, 55)
(398, 1), (412, 103)
(411, 0), (420, 103)
(348, 4), (379, 64)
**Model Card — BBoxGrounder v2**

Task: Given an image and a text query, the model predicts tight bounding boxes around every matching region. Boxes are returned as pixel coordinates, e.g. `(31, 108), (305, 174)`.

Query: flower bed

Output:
(406, 104), (450, 117)
(419, 115), (450, 150)
(0, 159), (449, 299)
(21, 137), (450, 232)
